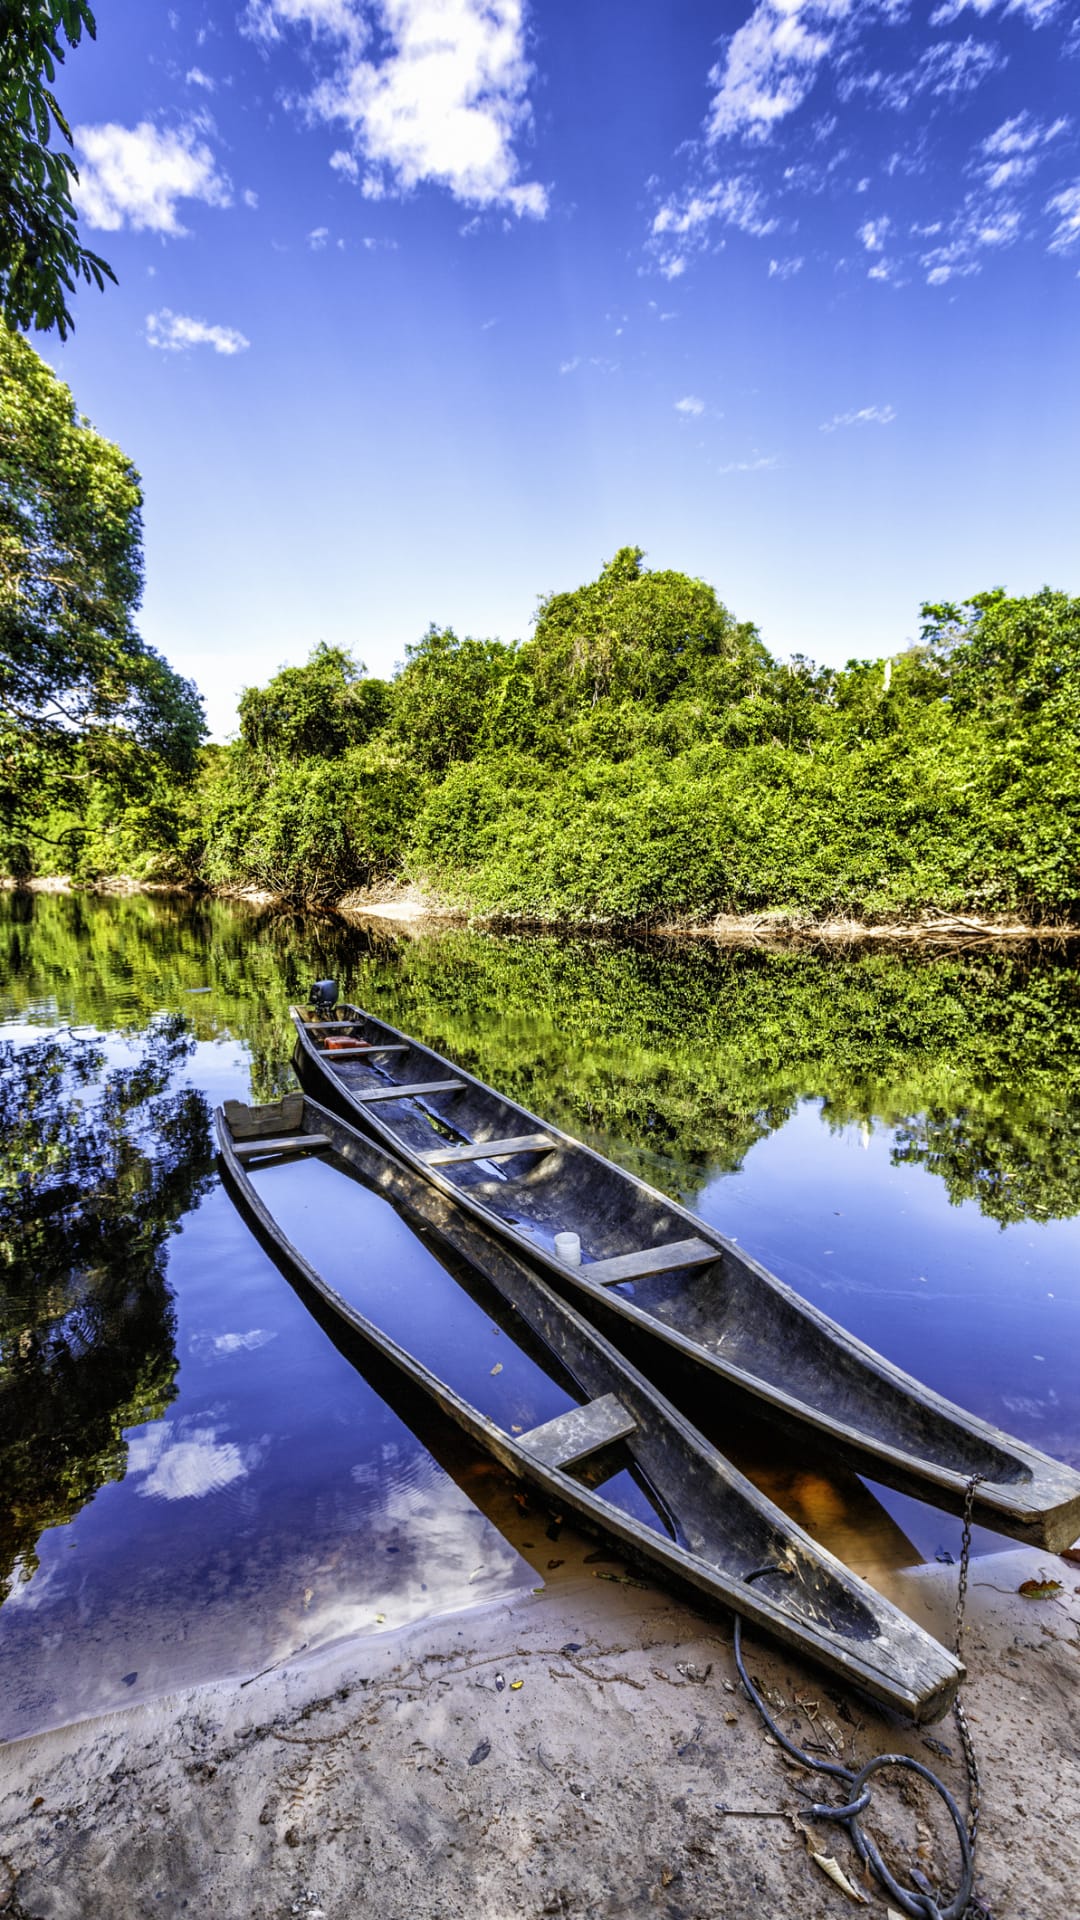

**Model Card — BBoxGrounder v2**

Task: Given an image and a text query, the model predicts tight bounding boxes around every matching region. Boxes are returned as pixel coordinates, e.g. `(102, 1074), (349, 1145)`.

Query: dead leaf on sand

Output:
(809, 1852), (869, 1903)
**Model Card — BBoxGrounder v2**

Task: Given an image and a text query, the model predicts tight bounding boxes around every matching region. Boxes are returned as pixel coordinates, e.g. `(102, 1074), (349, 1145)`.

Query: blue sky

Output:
(45, 0), (1080, 737)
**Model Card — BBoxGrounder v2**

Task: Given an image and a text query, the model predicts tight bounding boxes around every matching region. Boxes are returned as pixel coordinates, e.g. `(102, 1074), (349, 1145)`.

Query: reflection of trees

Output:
(893, 1104), (1080, 1227)
(2, 892), (1080, 1227)
(0, 1017), (215, 1601)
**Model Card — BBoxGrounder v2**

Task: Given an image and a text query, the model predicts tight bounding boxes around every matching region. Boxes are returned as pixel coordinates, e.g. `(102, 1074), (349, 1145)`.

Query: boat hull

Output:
(290, 1003), (1080, 1555)
(217, 1092), (963, 1722)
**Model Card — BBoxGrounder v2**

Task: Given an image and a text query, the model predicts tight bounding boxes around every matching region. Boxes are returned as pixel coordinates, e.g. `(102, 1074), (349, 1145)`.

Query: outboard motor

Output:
(310, 978), (338, 1016)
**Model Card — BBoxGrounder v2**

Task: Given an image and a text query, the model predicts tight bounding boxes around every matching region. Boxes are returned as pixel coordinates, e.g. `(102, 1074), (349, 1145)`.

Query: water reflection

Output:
(2, 891), (1080, 1740)
(0, 1018), (214, 1602)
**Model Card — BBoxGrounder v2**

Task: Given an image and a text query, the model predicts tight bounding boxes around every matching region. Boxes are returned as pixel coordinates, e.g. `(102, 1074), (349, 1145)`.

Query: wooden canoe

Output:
(290, 1000), (1080, 1554)
(216, 1091), (963, 1722)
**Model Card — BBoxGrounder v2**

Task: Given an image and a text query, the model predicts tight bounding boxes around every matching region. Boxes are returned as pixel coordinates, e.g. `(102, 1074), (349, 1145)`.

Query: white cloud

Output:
(675, 394), (705, 415)
(706, 0), (841, 145)
(858, 215), (891, 251)
(243, 186), (260, 208)
(330, 146), (360, 179)
(558, 356), (580, 373)
(930, 0), (1060, 22)
(255, 0), (547, 217)
(716, 453), (780, 472)
(820, 403), (896, 430)
(185, 66), (216, 90)
(146, 308), (250, 353)
(1046, 181), (1080, 251)
(978, 110), (1068, 186)
(768, 253), (804, 276)
(309, 224), (331, 247)
(74, 120), (232, 233)
(917, 37), (1007, 95)
(242, 0), (367, 45)
(650, 174), (777, 276)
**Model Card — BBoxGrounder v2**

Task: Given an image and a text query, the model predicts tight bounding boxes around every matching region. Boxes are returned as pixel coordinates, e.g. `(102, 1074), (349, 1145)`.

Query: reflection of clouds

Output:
(3, 1554), (66, 1611)
(295, 1450), (532, 1656)
(189, 1327), (278, 1360)
(128, 1419), (263, 1501)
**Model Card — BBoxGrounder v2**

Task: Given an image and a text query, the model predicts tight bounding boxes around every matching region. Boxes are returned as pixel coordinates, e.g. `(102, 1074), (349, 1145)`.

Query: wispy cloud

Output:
(74, 120), (231, 233)
(820, 403), (896, 431)
(185, 66), (216, 91)
(649, 0), (1077, 289)
(308, 225), (331, 247)
(1046, 181), (1080, 251)
(716, 453), (780, 473)
(930, 0), (1061, 24)
(674, 395), (705, 415)
(705, 0), (839, 145)
(650, 174), (776, 277)
(146, 309), (250, 353)
(249, 0), (547, 217)
(767, 254), (803, 277)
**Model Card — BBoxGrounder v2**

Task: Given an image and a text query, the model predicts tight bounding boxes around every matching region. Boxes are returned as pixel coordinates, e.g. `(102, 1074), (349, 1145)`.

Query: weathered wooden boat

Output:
(217, 1091), (963, 1721)
(290, 997), (1080, 1554)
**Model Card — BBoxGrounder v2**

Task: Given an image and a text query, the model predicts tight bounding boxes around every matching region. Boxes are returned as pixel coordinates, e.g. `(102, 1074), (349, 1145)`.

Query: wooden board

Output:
(421, 1133), (555, 1167)
(582, 1237), (717, 1287)
(350, 1079), (466, 1103)
(517, 1394), (637, 1469)
(233, 1133), (331, 1159)
(316, 1044), (409, 1059)
(224, 1095), (304, 1140)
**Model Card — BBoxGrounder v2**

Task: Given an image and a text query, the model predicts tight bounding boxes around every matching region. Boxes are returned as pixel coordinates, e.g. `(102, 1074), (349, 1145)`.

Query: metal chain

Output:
(952, 1474), (991, 1920)
(730, 1479), (993, 1920)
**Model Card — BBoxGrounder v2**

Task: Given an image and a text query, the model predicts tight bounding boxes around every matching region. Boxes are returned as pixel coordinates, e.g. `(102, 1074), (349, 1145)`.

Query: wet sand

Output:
(2, 1542), (1077, 1920)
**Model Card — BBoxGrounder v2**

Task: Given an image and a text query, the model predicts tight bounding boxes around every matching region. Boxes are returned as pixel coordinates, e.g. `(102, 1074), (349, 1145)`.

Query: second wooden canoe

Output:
(290, 998), (1080, 1554)
(217, 1090), (962, 1722)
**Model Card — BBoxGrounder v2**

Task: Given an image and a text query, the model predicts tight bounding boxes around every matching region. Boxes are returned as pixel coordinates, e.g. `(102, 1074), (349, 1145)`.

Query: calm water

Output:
(2, 891), (1080, 1740)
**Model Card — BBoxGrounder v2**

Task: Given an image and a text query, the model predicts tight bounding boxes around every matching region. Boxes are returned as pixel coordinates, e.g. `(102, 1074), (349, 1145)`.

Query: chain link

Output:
(730, 1476), (994, 1920)
(952, 1474), (990, 1917)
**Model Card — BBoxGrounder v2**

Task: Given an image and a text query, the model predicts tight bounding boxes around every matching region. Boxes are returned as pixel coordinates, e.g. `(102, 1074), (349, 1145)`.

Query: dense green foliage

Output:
(0, 2), (115, 338)
(5, 420), (1079, 922)
(0, 327), (205, 876)
(176, 546), (1079, 925)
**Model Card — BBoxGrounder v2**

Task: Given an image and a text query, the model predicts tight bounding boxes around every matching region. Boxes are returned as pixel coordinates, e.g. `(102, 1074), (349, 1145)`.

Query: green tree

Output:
(525, 545), (770, 718)
(0, 1), (115, 338)
(391, 625), (514, 772)
(238, 642), (391, 763)
(0, 327), (205, 858)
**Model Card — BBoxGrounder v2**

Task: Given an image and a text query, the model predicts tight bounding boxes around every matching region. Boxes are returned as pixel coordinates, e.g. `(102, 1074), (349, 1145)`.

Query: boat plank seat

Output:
(582, 1236), (717, 1287)
(224, 1095), (305, 1139)
(321, 1043), (410, 1059)
(517, 1393), (637, 1470)
(421, 1132), (555, 1167)
(351, 1078), (466, 1103)
(234, 1133), (332, 1160)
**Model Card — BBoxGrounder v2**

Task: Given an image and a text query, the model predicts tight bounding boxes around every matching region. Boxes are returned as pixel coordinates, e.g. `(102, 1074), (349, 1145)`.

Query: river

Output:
(2, 890), (1078, 1741)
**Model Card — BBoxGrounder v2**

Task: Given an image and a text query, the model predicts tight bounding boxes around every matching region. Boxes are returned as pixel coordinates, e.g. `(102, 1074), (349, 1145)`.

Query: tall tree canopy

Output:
(0, 327), (205, 847)
(0, 1), (115, 338)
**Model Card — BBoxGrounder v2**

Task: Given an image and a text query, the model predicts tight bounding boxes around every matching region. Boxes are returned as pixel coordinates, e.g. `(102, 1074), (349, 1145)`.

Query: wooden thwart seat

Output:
(352, 1078), (466, 1103)
(581, 1236), (717, 1287)
(322, 1043), (410, 1059)
(421, 1132), (555, 1167)
(234, 1133), (331, 1160)
(517, 1394), (637, 1471)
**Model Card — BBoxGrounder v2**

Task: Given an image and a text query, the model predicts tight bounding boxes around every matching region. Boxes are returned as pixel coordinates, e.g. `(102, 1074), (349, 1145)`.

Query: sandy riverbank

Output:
(2, 1543), (1076, 1920)
(6, 875), (1078, 944)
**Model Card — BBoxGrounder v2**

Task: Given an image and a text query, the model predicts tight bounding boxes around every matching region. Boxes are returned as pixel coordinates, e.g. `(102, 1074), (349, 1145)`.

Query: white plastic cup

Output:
(554, 1232), (582, 1266)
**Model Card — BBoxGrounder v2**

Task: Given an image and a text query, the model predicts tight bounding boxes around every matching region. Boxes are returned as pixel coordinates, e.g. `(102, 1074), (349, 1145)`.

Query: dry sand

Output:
(2, 1542), (1077, 1920)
